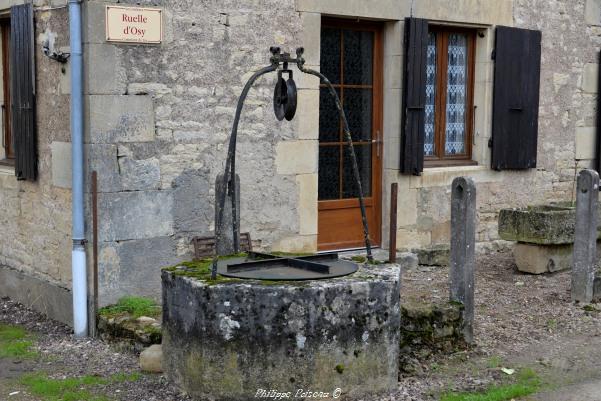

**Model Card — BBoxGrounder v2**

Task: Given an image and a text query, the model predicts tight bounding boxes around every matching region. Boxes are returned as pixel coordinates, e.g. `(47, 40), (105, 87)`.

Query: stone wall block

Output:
(51, 141), (72, 189)
(98, 190), (174, 242)
(86, 143), (121, 193)
(99, 236), (179, 306)
(84, 44), (126, 95)
(82, 1), (107, 45)
(274, 140), (318, 175)
(87, 95), (155, 143)
(580, 63), (599, 94)
(118, 157), (161, 191)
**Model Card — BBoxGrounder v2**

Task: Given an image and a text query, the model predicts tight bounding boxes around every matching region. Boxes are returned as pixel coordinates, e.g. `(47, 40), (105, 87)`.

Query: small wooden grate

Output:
(191, 233), (253, 259)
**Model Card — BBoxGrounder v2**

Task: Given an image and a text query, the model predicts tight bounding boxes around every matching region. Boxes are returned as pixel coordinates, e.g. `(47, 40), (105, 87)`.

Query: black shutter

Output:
(491, 26), (541, 170)
(400, 17), (428, 175)
(11, 3), (36, 181)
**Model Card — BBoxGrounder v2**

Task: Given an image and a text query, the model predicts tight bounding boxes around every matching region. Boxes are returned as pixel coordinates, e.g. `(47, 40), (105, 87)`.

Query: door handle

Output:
(372, 130), (382, 158)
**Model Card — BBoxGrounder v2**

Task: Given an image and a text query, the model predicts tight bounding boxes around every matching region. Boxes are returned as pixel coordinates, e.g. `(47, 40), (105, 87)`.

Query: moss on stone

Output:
(163, 253), (318, 287)
(163, 254), (247, 285)
(335, 364), (345, 374)
(98, 296), (160, 319)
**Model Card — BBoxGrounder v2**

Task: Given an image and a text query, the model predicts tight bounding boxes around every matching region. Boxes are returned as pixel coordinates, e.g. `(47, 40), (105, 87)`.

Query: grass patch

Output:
(98, 296), (160, 319)
(440, 368), (541, 401)
(487, 355), (503, 369)
(0, 324), (37, 359)
(20, 371), (141, 401)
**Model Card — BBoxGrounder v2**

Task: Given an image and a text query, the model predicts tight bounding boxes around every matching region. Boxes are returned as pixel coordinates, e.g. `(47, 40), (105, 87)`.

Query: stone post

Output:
(450, 177), (476, 344)
(571, 169), (599, 303)
(215, 173), (240, 256)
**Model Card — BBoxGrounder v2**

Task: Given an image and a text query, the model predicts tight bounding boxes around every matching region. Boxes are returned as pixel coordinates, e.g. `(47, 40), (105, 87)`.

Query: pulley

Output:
(273, 69), (297, 121)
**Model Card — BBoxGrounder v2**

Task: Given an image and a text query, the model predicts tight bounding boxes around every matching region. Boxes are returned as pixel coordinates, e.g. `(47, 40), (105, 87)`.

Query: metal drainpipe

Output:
(69, 0), (87, 337)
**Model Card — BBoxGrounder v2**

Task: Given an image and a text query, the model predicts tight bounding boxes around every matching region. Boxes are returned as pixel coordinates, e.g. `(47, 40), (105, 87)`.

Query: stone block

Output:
(82, 1), (107, 44)
(85, 144), (120, 193)
(413, 245), (450, 267)
(299, 12), (320, 66)
(172, 168), (212, 234)
(499, 204), (601, 245)
(384, 55), (402, 89)
(98, 191), (174, 242)
(296, 0), (405, 20)
(51, 141), (72, 189)
(395, 186), (417, 227)
(98, 236), (179, 306)
(580, 63), (599, 93)
(576, 127), (596, 160)
(295, 89), (319, 140)
(514, 242), (573, 274)
(396, 252), (418, 270)
(275, 140), (317, 175)
(585, 0), (601, 25)
(118, 157), (161, 191)
(84, 44), (126, 95)
(296, 174), (317, 235)
(87, 95), (155, 143)
(162, 264), (401, 400)
(397, 229), (430, 249)
(383, 21), (402, 56)
(140, 344), (163, 373)
(413, 0), (513, 25)
(271, 235), (317, 253)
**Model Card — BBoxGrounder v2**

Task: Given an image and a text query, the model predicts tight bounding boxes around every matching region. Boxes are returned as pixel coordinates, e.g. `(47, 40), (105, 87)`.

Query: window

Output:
(401, 18), (541, 175)
(423, 27), (476, 166)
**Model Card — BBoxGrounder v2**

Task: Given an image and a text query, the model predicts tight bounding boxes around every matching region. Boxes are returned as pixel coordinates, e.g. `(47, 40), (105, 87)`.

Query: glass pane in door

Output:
(318, 26), (374, 201)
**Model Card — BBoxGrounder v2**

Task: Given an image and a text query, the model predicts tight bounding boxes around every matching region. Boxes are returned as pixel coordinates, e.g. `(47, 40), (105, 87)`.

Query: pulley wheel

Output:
(284, 78), (297, 121)
(273, 77), (287, 121)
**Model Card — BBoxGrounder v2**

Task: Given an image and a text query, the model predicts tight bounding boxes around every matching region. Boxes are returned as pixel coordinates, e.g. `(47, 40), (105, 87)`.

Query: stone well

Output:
(499, 203), (601, 274)
(161, 262), (401, 401)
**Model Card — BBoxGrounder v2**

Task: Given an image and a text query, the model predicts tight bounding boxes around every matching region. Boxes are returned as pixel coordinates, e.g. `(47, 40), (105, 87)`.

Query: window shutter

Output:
(491, 26), (541, 170)
(11, 3), (36, 181)
(400, 17), (428, 175)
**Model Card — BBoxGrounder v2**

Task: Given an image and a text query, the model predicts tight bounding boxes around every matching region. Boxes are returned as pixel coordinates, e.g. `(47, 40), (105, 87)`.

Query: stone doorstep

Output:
(513, 242), (573, 274)
(97, 314), (162, 352)
(412, 245), (450, 267)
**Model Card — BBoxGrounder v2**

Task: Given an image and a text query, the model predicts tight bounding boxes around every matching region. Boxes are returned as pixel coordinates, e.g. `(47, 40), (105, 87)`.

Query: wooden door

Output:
(318, 19), (383, 251)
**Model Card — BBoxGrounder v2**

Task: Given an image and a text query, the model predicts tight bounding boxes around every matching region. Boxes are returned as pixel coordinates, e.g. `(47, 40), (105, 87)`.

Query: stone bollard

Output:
(215, 173), (240, 256)
(571, 169), (599, 303)
(450, 177), (476, 344)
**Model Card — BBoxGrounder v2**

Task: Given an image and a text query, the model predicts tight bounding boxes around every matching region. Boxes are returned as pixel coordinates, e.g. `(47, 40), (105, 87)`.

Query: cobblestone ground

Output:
(2, 250), (601, 400)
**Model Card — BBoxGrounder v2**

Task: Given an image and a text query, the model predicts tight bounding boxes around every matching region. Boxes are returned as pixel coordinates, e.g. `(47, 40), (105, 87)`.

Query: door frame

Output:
(317, 17), (384, 251)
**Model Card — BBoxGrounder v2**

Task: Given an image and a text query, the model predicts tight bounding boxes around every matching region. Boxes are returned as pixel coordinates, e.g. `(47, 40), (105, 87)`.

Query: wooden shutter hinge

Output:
(488, 138), (493, 148)
(491, 49), (496, 60)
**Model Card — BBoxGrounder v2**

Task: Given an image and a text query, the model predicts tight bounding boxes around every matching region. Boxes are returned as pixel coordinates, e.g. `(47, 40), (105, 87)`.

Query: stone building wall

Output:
(0, 0), (72, 308)
(84, 0), (601, 306)
(2, 0), (600, 315)
(384, 0), (600, 253)
(83, 0), (308, 305)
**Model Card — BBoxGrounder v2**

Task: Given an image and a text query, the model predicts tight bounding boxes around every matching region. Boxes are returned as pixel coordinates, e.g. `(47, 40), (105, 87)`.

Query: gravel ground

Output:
(393, 249), (601, 400)
(0, 297), (191, 401)
(2, 250), (601, 400)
